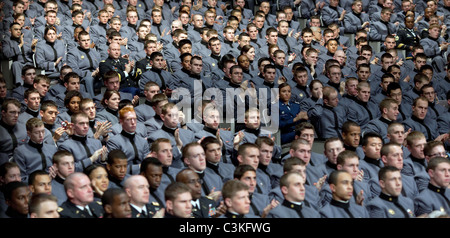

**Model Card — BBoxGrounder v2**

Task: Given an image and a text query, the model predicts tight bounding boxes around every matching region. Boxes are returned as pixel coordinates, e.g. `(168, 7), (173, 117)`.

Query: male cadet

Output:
(17, 88), (41, 127)
(143, 93), (168, 134)
(29, 193), (60, 218)
(164, 30), (190, 72)
(65, 30), (100, 97)
(343, 0), (370, 34)
(0, 181), (31, 218)
(58, 112), (107, 172)
(176, 168), (218, 218)
(134, 40), (158, 82)
(194, 105), (234, 164)
(128, 24), (150, 62)
(106, 106), (149, 175)
(28, 170), (52, 196)
(58, 172), (104, 218)
(419, 84), (446, 120)
(51, 150), (75, 205)
(386, 82), (410, 122)
(358, 132), (384, 182)
(414, 157), (450, 216)
(266, 172), (320, 218)
(365, 166), (415, 218)
(308, 86), (346, 140)
(11, 65), (36, 104)
(93, 71), (135, 112)
(138, 51), (173, 93)
(202, 36), (227, 76)
(420, 24), (448, 73)
(99, 42), (138, 97)
(134, 81), (160, 122)
(289, 67), (310, 104)
(54, 72), (91, 113)
(13, 118), (57, 182)
(347, 81), (380, 128)
(139, 157), (165, 211)
(2, 22), (34, 86)
(402, 97), (441, 141)
(89, 9), (109, 49)
(255, 136), (284, 189)
(124, 175), (155, 218)
(341, 121), (364, 159)
(319, 150), (370, 207)
(368, 7), (398, 42)
(147, 103), (195, 169)
(319, 170), (370, 218)
(402, 131), (430, 192)
(370, 142), (419, 200)
(164, 182), (193, 218)
(0, 99), (27, 164)
(363, 98), (399, 143)
(322, 138), (346, 176)
(219, 180), (259, 218)
(201, 136), (235, 182)
(182, 142), (223, 198)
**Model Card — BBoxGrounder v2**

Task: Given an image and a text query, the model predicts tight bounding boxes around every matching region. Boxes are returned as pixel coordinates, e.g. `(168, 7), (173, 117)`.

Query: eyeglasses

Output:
(429, 152), (449, 158)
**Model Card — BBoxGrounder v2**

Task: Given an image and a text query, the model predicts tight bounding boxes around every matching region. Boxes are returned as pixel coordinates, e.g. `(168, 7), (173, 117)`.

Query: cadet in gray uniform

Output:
(363, 98), (399, 144)
(319, 170), (370, 218)
(51, 150), (75, 205)
(365, 166), (415, 218)
(219, 180), (260, 218)
(201, 137), (235, 183)
(140, 157), (166, 210)
(13, 118), (57, 183)
(106, 106), (149, 175)
(0, 99), (28, 164)
(267, 172), (321, 218)
(58, 112), (106, 172)
(414, 157), (450, 216)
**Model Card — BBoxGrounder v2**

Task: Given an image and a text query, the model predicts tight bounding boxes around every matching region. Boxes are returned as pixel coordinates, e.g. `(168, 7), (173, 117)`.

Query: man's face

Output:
(65, 77), (80, 92)
(381, 171), (403, 197)
(31, 200), (60, 218)
(142, 165), (162, 190)
(108, 192), (132, 218)
(429, 162), (450, 189)
(324, 140), (344, 164)
(81, 102), (96, 120)
(108, 43), (121, 59)
(193, 15), (204, 28)
(0, 83), (7, 99)
(342, 126), (361, 148)
(179, 13), (190, 25)
(326, 40), (338, 54)
(120, 111), (137, 133)
(380, 10), (392, 22)
(283, 174), (306, 203)
(55, 156), (75, 178)
(23, 68), (36, 85)
(73, 13), (84, 25)
(305, 52), (318, 66)
(381, 57), (394, 70)
(383, 145), (404, 170)
(34, 80), (50, 97)
(357, 66), (371, 81)
(298, 129), (315, 147)
(79, 34), (91, 49)
(266, 32), (278, 45)
(384, 103), (399, 121)
(414, 57), (427, 70)
(209, 40), (221, 55)
(357, 86), (371, 102)
(345, 80), (358, 96)
(327, 67), (341, 83)
(245, 111), (260, 129)
(278, 22), (289, 35)
(363, 137), (383, 159)
(352, 1), (363, 13)
(28, 125), (46, 144)
(137, 27), (149, 40)
(29, 174), (52, 195)
(273, 53), (285, 66)
(239, 171), (257, 194)
(338, 157), (360, 179)
(387, 125), (405, 144)
(168, 192), (192, 218)
(127, 11), (138, 24)
(408, 138), (426, 159)
(127, 176), (150, 205)
(69, 175), (94, 206)
(294, 71), (308, 86)
(259, 143), (274, 166)
(238, 148), (260, 170)
(263, 68), (276, 83)
(247, 26), (258, 39)
(107, 158), (128, 181)
(2, 103), (20, 126)
(412, 99), (428, 120)
(155, 142), (173, 166)
(330, 172), (353, 201)
(73, 115), (89, 136)
(190, 59), (203, 75)
(152, 11), (162, 24)
(259, 2), (270, 14)
(389, 88), (402, 104)
(226, 190), (250, 215)
(203, 110), (220, 129)
(421, 87), (436, 103)
(25, 92), (41, 111)
(7, 186), (31, 215)
(205, 142), (222, 164)
(162, 107), (179, 128)
(144, 85), (160, 101)
(290, 143), (312, 165)
(184, 145), (206, 171)
(10, 24), (22, 38)
(230, 67), (244, 84)
(152, 56), (165, 70)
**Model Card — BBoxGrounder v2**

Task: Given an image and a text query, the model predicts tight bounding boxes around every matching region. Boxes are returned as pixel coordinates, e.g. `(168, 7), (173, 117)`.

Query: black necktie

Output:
(121, 130), (139, 164)
(72, 135), (92, 158)
(29, 141), (47, 170)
